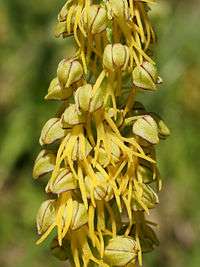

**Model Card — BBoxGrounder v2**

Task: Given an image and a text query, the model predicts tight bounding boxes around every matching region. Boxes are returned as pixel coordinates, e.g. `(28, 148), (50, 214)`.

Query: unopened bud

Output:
(108, 0), (129, 21)
(36, 200), (56, 235)
(132, 115), (159, 144)
(150, 112), (170, 139)
(75, 84), (92, 112)
(55, 4), (77, 37)
(104, 236), (138, 266)
(72, 136), (92, 161)
(39, 118), (66, 146)
(85, 172), (113, 201)
(57, 59), (83, 88)
(45, 78), (73, 100)
(132, 61), (162, 90)
(83, 5), (108, 34)
(74, 84), (103, 113)
(33, 150), (56, 179)
(46, 168), (78, 194)
(62, 104), (85, 127)
(89, 87), (104, 113)
(103, 44), (130, 71)
(71, 201), (88, 230)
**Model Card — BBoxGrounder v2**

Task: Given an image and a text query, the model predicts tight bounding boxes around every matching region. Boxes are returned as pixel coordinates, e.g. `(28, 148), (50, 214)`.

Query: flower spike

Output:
(34, 0), (169, 266)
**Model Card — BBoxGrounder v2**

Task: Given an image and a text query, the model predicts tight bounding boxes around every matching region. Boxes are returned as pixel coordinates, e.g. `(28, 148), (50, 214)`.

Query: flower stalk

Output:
(33, 0), (169, 266)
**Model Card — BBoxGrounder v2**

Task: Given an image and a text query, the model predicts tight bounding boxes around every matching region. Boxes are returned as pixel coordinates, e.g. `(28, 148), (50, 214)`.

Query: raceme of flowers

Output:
(33, 0), (170, 266)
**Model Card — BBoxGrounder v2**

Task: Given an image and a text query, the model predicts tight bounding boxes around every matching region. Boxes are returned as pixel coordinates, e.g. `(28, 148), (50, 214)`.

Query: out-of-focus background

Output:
(0, 0), (199, 266)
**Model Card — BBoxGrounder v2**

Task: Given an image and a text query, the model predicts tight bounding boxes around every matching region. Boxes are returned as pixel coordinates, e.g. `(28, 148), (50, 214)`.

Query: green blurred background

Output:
(0, 0), (199, 266)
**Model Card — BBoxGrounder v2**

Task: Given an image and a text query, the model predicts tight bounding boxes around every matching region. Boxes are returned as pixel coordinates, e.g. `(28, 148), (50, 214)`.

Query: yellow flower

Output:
(34, 0), (169, 266)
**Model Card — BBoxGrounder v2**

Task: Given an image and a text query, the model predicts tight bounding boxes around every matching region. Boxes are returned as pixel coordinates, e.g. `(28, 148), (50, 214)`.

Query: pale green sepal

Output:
(142, 61), (159, 83)
(104, 236), (138, 266)
(39, 118), (66, 146)
(57, 59), (83, 88)
(132, 115), (159, 144)
(33, 150), (56, 179)
(45, 78), (72, 100)
(109, 0), (129, 21)
(74, 84), (92, 112)
(103, 43), (130, 71)
(150, 112), (170, 139)
(46, 168), (78, 194)
(132, 65), (157, 90)
(36, 199), (56, 235)
(70, 201), (88, 230)
(85, 172), (113, 201)
(62, 104), (85, 127)
(72, 136), (92, 161)
(83, 5), (108, 34)
(89, 86), (104, 113)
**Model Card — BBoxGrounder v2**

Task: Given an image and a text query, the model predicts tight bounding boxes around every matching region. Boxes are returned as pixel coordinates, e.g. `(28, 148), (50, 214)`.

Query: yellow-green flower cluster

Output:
(33, 0), (169, 266)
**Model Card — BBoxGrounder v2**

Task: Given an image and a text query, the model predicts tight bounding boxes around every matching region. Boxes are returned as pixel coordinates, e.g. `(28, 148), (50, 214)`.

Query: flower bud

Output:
(39, 118), (66, 146)
(71, 201), (88, 230)
(74, 84), (103, 113)
(109, 0), (129, 21)
(51, 238), (71, 261)
(104, 236), (138, 266)
(45, 78), (72, 100)
(132, 184), (159, 211)
(57, 59), (83, 88)
(85, 172), (113, 201)
(72, 136), (92, 161)
(132, 115), (159, 144)
(132, 61), (162, 90)
(75, 84), (92, 112)
(36, 200), (56, 235)
(103, 44), (130, 71)
(33, 150), (56, 179)
(46, 168), (78, 194)
(83, 5), (108, 34)
(62, 104), (85, 127)
(143, 61), (162, 84)
(150, 112), (170, 139)
(55, 4), (78, 38)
